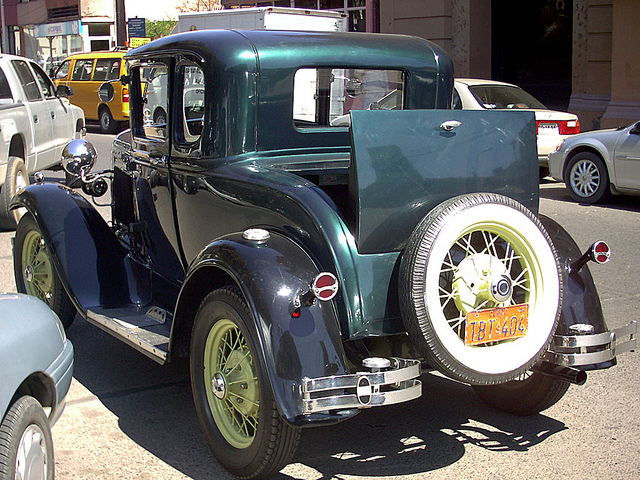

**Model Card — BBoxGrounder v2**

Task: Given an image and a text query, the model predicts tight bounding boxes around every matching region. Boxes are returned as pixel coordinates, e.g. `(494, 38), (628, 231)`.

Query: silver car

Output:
(0, 293), (74, 480)
(548, 121), (640, 203)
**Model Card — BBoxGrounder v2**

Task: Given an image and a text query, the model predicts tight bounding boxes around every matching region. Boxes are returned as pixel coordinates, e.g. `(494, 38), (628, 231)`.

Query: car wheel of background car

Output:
(472, 371), (570, 415)
(0, 396), (54, 480)
(564, 151), (610, 204)
(153, 108), (167, 126)
(399, 193), (562, 385)
(190, 287), (300, 479)
(14, 214), (76, 329)
(99, 106), (117, 134)
(0, 156), (29, 232)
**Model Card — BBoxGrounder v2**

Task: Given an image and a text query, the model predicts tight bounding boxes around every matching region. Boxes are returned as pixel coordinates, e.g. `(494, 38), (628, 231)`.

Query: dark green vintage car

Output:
(11, 30), (636, 479)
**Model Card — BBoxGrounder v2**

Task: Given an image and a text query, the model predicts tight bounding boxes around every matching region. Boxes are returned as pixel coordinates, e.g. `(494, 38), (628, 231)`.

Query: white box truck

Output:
(172, 7), (348, 34)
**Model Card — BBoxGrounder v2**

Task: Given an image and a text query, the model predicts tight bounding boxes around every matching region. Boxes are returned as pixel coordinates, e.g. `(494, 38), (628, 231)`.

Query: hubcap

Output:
(570, 159), (600, 197)
(16, 424), (49, 480)
(211, 372), (226, 400)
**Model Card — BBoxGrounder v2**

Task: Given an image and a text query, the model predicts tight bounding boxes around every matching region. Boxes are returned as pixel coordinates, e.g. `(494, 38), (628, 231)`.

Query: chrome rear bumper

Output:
(546, 321), (637, 367)
(301, 357), (421, 415)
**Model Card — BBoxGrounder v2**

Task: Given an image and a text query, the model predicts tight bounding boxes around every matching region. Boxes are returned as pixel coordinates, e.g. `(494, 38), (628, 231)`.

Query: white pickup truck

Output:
(0, 54), (85, 230)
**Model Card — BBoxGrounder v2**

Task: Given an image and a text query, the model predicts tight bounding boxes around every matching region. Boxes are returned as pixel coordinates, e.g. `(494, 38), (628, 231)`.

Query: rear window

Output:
(468, 85), (546, 110)
(293, 68), (404, 128)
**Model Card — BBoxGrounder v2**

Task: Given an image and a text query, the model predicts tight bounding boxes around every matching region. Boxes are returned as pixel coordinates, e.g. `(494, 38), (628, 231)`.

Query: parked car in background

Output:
(548, 120), (640, 203)
(54, 51), (128, 134)
(453, 78), (580, 179)
(0, 54), (85, 230)
(0, 293), (74, 480)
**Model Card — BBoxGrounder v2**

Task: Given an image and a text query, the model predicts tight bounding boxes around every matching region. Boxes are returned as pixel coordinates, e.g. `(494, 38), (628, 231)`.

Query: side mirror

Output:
(61, 139), (97, 177)
(56, 85), (73, 97)
(98, 82), (115, 103)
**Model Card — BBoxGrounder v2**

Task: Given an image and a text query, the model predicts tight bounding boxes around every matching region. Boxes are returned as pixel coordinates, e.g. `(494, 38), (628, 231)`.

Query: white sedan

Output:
(453, 79), (580, 178)
(548, 121), (640, 203)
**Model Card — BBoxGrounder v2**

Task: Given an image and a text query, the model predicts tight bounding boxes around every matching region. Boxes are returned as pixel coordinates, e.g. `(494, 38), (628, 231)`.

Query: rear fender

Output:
(174, 231), (349, 426)
(540, 215), (607, 335)
(12, 183), (133, 312)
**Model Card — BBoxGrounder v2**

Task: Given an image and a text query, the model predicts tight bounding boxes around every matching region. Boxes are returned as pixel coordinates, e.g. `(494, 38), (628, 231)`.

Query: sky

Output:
(125, 0), (180, 21)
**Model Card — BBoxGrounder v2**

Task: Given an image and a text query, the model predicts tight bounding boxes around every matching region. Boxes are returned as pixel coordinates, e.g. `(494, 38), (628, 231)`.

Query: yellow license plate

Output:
(464, 304), (529, 346)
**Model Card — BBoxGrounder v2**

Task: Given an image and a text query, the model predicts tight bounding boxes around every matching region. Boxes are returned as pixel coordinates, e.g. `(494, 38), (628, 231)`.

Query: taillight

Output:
(559, 119), (580, 135)
(122, 87), (129, 103)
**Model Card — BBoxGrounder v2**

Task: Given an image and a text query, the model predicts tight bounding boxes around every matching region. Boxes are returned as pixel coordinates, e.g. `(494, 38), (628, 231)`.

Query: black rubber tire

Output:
(190, 287), (300, 479)
(99, 106), (117, 134)
(563, 151), (610, 204)
(0, 156), (29, 231)
(14, 214), (76, 329)
(472, 372), (571, 415)
(399, 193), (562, 385)
(538, 166), (550, 182)
(0, 396), (55, 480)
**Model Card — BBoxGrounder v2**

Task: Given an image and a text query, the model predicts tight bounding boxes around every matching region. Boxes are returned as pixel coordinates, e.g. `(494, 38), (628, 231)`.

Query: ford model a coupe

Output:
(11, 31), (636, 478)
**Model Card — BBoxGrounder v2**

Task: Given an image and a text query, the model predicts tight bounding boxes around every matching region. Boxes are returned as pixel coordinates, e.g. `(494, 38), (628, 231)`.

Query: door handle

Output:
(33, 115), (38, 123)
(440, 120), (462, 132)
(51, 112), (55, 119)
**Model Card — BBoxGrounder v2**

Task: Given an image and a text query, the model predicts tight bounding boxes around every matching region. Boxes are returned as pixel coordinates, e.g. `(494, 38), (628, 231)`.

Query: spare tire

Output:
(399, 193), (562, 385)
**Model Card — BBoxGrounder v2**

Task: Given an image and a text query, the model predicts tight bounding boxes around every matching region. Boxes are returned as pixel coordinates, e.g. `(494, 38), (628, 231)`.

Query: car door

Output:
(29, 61), (75, 152)
(11, 59), (54, 171)
(613, 122), (640, 191)
(126, 57), (184, 293)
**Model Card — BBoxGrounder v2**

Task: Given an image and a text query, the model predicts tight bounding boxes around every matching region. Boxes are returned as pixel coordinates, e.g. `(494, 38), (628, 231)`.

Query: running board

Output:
(86, 306), (171, 364)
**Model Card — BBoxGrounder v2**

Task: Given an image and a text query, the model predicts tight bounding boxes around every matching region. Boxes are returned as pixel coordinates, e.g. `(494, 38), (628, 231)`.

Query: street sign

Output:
(130, 37), (151, 48)
(128, 18), (146, 39)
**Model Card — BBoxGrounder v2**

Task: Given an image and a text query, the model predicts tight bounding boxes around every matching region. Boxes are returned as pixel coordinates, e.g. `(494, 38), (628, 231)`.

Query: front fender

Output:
(540, 215), (608, 335)
(175, 231), (350, 426)
(12, 183), (132, 312)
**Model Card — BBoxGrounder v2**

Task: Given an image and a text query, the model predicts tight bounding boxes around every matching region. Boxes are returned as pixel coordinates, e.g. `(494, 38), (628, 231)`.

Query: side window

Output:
(55, 60), (71, 80)
(0, 68), (13, 100)
(72, 59), (94, 81)
(92, 58), (110, 81)
(12, 60), (42, 101)
(452, 88), (463, 110)
(293, 68), (405, 128)
(140, 62), (169, 139)
(30, 62), (56, 98)
(181, 65), (204, 142)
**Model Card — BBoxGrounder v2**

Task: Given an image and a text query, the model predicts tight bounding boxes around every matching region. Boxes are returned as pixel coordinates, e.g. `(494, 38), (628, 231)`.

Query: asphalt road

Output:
(0, 131), (638, 479)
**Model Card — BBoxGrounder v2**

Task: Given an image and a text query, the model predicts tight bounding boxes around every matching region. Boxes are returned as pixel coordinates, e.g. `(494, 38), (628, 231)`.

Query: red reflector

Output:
(592, 241), (611, 264)
(312, 272), (339, 301)
(122, 87), (129, 103)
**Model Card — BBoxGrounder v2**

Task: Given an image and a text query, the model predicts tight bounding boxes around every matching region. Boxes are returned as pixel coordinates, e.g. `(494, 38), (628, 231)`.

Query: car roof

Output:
(455, 78), (519, 88)
(62, 51), (128, 61)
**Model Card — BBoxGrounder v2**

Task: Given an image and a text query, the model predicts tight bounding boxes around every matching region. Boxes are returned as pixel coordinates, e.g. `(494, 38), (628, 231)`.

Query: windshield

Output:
(469, 84), (546, 110)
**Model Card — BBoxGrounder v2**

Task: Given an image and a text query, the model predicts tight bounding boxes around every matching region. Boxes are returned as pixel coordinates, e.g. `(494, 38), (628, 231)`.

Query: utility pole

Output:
(115, 0), (127, 47)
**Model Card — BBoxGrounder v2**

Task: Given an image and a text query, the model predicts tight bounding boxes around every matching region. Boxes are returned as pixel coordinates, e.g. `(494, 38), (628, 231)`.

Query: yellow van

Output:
(54, 51), (129, 133)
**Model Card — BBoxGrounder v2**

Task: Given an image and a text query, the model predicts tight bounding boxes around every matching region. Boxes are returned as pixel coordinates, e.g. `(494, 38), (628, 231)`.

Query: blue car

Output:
(0, 293), (74, 480)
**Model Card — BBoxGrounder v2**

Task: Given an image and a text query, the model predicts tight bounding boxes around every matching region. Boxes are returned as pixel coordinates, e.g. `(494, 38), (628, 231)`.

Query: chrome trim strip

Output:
(301, 358), (422, 415)
(546, 321), (636, 367)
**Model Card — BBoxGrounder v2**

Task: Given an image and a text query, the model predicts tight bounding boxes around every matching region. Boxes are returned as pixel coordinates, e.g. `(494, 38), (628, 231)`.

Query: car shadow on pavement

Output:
(66, 318), (568, 480)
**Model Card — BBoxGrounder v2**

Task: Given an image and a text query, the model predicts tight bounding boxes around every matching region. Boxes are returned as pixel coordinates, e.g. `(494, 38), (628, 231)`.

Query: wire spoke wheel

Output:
(204, 318), (260, 449)
(191, 287), (299, 479)
(400, 193), (562, 385)
(21, 230), (55, 305)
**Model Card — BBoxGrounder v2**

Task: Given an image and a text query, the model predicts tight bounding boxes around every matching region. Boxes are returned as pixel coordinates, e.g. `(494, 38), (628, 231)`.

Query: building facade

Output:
(222, 0), (638, 130)
(4, 0), (117, 73)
